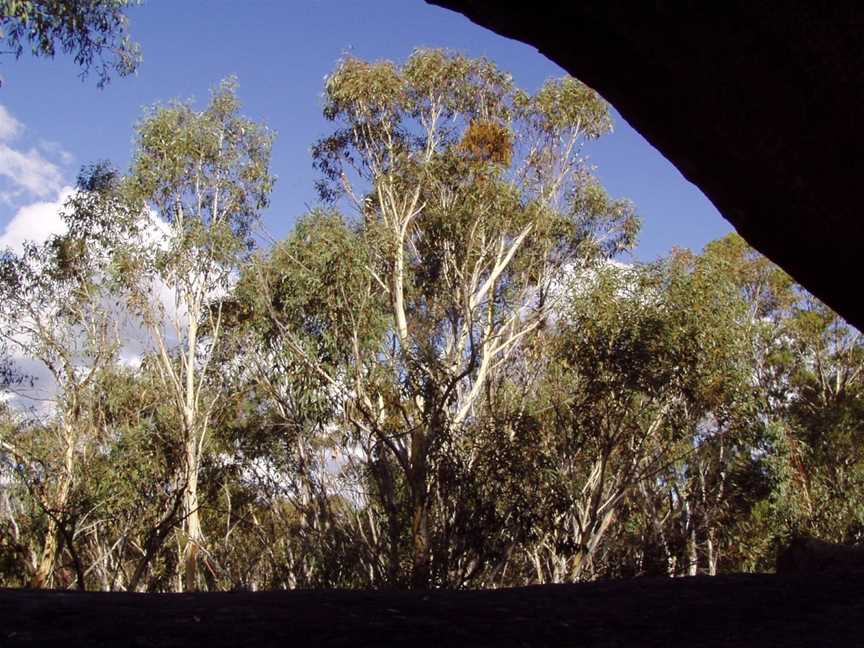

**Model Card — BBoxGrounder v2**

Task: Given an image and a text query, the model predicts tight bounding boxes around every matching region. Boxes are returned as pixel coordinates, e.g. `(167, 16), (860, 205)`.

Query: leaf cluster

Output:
(0, 0), (141, 87)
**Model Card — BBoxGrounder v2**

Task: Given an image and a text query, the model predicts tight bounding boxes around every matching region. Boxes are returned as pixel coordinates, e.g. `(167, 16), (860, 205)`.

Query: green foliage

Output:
(523, 76), (612, 137)
(241, 209), (386, 366)
(0, 0), (141, 87)
(129, 78), (274, 271)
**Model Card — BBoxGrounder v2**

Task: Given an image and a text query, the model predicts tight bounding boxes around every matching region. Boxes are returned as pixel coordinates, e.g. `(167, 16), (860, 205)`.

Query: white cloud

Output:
(0, 187), (74, 252)
(0, 144), (64, 199)
(0, 104), (66, 202)
(0, 105), (22, 141)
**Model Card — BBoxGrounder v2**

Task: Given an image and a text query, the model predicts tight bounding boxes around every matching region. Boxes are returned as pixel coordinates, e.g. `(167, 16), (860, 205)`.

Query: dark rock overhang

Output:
(429, 1), (864, 329)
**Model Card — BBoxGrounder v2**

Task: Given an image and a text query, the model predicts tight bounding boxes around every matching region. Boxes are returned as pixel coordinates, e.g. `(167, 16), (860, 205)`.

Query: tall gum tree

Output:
(300, 49), (638, 587)
(0, 169), (127, 588)
(115, 79), (273, 591)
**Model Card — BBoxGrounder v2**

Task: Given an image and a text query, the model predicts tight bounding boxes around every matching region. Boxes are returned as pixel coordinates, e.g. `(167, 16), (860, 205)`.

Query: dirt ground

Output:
(2, 573), (863, 647)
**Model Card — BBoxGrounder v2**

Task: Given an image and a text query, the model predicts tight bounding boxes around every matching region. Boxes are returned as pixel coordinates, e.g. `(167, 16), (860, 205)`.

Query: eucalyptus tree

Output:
(741, 283), (864, 558)
(776, 297), (864, 543)
(225, 208), (389, 588)
(71, 361), (191, 592)
(252, 49), (638, 588)
(593, 238), (863, 578)
(109, 79), (274, 590)
(509, 256), (754, 582)
(0, 169), (126, 588)
(608, 248), (765, 579)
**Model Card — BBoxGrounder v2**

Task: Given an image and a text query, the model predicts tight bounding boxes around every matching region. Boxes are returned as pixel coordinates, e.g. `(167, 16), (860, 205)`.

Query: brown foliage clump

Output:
(458, 120), (512, 166)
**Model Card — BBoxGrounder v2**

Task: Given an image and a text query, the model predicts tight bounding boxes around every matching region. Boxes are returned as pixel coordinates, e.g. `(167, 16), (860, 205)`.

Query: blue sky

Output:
(0, 0), (731, 260)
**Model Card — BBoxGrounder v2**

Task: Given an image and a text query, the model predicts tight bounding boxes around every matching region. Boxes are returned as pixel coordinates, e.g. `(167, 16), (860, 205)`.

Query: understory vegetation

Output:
(1, 50), (861, 592)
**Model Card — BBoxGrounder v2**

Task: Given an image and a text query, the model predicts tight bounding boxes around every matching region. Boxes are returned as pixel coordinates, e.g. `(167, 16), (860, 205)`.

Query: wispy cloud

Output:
(0, 104), (66, 202)
(38, 139), (75, 166)
(0, 144), (65, 199)
(0, 105), (22, 141)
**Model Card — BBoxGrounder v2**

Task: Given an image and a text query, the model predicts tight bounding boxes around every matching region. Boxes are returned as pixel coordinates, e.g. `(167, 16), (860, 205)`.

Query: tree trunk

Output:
(410, 487), (431, 589)
(574, 508), (617, 582)
(408, 442), (430, 588)
(182, 434), (204, 591)
(31, 516), (61, 588)
(707, 529), (718, 576)
(688, 527), (699, 577)
(30, 433), (74, 588)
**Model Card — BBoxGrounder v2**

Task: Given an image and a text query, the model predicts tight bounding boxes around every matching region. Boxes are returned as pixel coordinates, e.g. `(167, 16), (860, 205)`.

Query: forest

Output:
(0, 45), (862, 594)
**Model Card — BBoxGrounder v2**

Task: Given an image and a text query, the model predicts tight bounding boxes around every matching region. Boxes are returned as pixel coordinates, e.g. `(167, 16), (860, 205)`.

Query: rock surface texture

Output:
(3, 575), (864, 647)
(429, 1), (864, 330)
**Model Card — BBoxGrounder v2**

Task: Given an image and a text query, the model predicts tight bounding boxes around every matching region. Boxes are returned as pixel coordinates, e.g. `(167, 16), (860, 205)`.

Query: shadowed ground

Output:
(2, 573), (863, 646)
